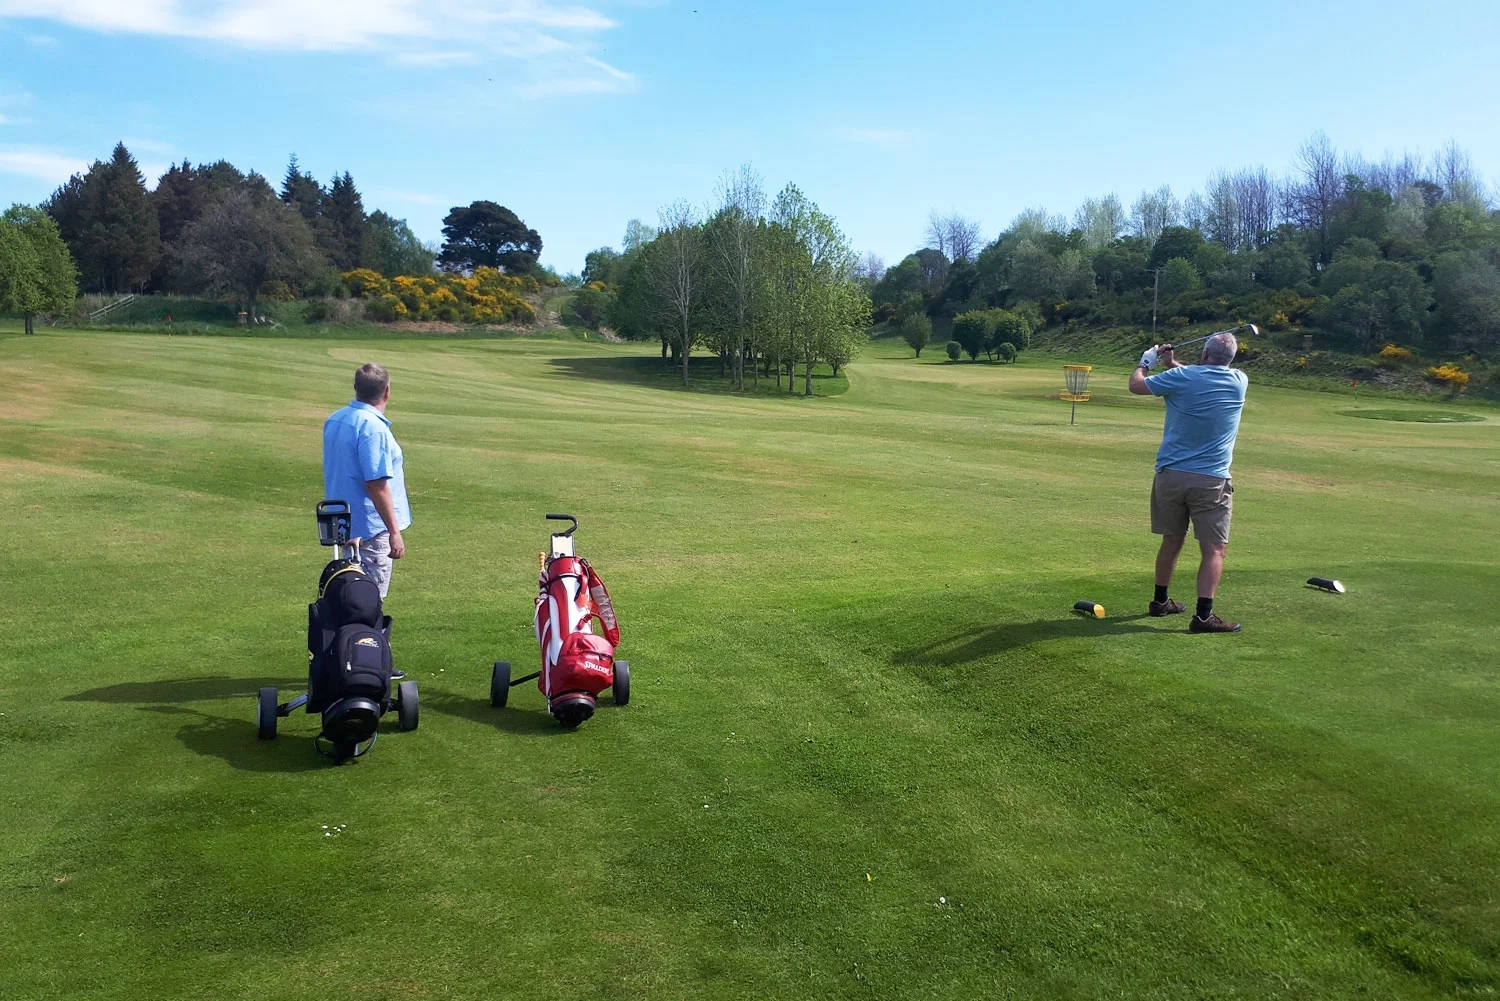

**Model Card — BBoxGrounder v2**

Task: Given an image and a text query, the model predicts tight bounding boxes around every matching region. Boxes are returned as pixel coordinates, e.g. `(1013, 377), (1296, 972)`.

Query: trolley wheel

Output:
(612, 660), (630, 706)
(491, 661), (511, 708)
(257, 687), (278, 740)
(397, 681), (419, 732)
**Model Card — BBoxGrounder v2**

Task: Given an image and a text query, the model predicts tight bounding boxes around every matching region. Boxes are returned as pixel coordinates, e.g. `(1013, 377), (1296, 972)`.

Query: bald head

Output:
(1202, 332), (1237, 366)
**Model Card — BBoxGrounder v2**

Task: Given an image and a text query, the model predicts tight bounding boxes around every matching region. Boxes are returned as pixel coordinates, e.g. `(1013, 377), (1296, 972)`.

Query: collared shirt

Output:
(322, 400), (411, 541)
(1144, 365), (1249, 479)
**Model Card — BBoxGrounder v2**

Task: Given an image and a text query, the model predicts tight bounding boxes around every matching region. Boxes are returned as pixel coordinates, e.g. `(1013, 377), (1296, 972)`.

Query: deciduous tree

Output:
(172, 187), (323, 317)
(0, 205), (78, 334)
(647, 200), (702, 387)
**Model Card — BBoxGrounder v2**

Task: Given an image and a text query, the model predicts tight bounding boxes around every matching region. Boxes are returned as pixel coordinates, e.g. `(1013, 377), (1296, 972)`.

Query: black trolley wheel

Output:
(491, 661), (511, 708)
(257, 687), (279, 740)
(612, 661), (630, 706)
(397, 681), (419, 732)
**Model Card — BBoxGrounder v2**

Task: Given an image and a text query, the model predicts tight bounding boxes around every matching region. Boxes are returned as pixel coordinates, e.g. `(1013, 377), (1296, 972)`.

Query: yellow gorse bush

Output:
(341, 267), (537, 325)
(1379, 343), (1415, 362)
(1428, 363), (1470, 391)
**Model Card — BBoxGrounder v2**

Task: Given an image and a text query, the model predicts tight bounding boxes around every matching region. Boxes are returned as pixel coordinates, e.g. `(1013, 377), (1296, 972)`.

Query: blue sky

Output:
(1, 0), (1497, 273)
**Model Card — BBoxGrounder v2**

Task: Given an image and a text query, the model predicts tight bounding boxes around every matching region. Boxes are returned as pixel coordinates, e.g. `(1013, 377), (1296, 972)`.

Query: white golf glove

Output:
(1139, 346), (1158, 370)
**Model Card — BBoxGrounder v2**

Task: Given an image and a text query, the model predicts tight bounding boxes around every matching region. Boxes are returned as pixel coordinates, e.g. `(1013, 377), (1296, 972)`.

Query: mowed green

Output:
(2, 328), (1498, 1000)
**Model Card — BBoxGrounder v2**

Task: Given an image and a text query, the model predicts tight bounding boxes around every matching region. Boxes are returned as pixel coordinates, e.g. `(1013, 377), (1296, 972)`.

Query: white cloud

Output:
(123, 137), (177, 155)
(0, 146), (88, 182)
(833, 127), (915, 148)
(517, 74), (631, 99)
(25, 31), (54, 44)
(0, 0), (634, 97)
(392, 50), (479, 67)
(369, 188), (442, 206)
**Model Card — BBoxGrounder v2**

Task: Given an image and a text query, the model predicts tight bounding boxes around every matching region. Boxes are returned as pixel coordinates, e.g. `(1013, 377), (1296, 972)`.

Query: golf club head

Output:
(1240, 323), (1261, 338)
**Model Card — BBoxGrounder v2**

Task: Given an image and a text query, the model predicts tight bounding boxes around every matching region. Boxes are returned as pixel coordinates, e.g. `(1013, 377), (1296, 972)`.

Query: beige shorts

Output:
(356, 531), (394, 599)
(1151, 468), (1234, 544)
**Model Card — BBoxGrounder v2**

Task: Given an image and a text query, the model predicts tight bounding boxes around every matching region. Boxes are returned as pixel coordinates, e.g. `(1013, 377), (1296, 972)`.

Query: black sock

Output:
(1154, 585), (1169, 603)
(1196, 597), (1214, 620)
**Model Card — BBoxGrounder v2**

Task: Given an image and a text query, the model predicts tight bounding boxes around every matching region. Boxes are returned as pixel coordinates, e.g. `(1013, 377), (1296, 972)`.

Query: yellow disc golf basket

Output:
(1062, 365), (1092, 425)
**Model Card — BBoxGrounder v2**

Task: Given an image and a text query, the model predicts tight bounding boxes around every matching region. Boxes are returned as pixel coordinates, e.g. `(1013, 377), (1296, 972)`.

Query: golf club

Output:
(1163, 322), (1260, 352)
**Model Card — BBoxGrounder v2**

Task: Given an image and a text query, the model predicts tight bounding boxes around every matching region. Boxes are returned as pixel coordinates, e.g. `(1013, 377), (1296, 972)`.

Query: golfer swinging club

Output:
(1128, 332), (1247, 633)
(323, 363), (411, 600)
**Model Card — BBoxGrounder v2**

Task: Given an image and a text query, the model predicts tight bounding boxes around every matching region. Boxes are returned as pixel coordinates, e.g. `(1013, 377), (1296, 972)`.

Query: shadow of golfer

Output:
(421, 688), (585, 737)
(893, 614), (1162, 668)
(64, 676), (303, 705)
(133, 704), (326, 772)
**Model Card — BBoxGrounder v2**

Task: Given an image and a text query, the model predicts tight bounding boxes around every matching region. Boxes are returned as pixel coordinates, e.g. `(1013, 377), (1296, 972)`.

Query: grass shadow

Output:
(547, 353), (849, 398)
(893, 613), (1163, 668)
(421, 688), (579, 737)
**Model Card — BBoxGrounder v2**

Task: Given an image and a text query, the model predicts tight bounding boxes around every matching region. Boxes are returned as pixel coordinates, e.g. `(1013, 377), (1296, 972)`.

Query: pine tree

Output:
(91, 143), (160, 292)
(154, 160), (203, 247)
(279, 155), (324, 225)
(324, 172), (367, 270)
(46, 143), (160, 293)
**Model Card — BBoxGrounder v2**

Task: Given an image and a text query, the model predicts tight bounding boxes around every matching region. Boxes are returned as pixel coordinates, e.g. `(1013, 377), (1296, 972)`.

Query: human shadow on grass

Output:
(132, 705), (328, 772)
(893, 614), (1161, 668)
(420, 688), (583, 737)
(66, 677), (331, 772)
(64, 675), (304, 705)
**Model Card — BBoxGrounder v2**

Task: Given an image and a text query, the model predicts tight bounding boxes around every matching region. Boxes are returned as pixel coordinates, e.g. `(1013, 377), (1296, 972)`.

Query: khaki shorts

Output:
(1150, 468), (1234, 544)
(356, 531), (394, 599)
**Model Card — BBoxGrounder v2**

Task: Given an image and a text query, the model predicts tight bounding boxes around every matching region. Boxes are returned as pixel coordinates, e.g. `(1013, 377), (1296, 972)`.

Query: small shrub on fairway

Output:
(997, 342), (1017, 364)
(944, 340), (962, 361)
(901, 313), (932, 357)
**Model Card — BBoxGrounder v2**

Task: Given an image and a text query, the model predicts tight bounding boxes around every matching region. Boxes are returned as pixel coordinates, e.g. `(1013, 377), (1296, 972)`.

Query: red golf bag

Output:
(491, 514), (629, 728)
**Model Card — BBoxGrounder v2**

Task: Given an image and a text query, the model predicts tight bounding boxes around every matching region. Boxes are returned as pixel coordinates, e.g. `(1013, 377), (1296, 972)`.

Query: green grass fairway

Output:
(3, 330), (1499, 1000)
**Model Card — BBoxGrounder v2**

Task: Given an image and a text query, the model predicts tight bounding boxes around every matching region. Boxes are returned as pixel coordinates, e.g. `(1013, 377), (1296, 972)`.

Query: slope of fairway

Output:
(2, 330), (1498, 1000)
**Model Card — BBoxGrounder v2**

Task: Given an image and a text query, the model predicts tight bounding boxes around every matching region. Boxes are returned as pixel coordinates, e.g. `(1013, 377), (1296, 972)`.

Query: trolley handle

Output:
(545, 513), (578, 537)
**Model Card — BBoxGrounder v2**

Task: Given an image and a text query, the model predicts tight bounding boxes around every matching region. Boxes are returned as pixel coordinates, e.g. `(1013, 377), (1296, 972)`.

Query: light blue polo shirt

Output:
(1144, 365), (1248, 479)
(322, 400), (411, 541)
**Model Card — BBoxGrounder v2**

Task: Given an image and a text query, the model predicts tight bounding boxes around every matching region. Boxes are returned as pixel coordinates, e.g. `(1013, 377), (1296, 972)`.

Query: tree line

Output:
(574, 169), (871, 394)
(866, 134), (1500, 358)
(17, 141), (544, 318)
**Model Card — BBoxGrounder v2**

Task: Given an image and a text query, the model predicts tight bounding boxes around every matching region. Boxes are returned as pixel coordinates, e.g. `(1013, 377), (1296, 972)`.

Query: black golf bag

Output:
(257, 501), (417, 760)
(306, 556), (395, 754)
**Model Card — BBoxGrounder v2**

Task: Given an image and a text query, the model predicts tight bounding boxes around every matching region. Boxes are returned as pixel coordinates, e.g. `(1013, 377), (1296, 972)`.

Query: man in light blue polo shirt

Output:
(323, 363), (411, 599)
(1128, 332), (1248, 633)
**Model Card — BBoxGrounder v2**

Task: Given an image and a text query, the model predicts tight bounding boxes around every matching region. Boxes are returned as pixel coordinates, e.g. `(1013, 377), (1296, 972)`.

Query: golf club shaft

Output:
(1169, 325), (1243, 350)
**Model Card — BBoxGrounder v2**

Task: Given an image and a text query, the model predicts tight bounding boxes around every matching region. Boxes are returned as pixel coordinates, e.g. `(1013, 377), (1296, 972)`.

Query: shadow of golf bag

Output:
(491, 514), (629, 728)
(258, 500), (417, 762)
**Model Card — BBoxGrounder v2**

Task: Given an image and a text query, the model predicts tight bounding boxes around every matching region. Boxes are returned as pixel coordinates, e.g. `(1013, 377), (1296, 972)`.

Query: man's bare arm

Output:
(365, 478), (406, 558)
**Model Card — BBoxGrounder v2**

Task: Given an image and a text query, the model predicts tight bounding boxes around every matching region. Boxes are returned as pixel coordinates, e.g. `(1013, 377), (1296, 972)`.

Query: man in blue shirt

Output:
(1128, 332), (1248, 633)
(323, 363), (411, 599)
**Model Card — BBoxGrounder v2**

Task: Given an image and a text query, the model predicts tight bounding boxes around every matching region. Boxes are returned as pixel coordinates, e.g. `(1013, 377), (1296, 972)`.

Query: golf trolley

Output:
(257, 500), (418, 762)
(491, 514), (629, 729)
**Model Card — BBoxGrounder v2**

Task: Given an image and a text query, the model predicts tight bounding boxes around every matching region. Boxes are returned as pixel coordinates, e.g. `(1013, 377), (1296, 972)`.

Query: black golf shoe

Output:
(1189, 613), (1241, 633)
